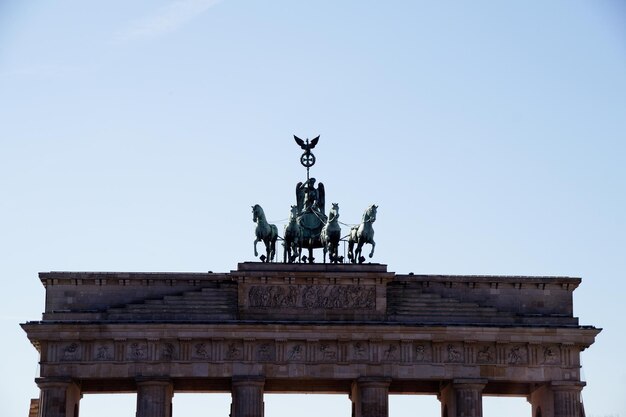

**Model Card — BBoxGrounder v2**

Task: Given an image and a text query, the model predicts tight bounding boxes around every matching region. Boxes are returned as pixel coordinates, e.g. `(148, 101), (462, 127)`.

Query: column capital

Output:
(135, 377), (173, 387)
(356, 377), (392, 388)
(36, 377), (81, 417)
(232, 375), (265, 387)
(452, 378), (488, 389)
(36, 377), (80, 389)
(550, 381), (585, 392)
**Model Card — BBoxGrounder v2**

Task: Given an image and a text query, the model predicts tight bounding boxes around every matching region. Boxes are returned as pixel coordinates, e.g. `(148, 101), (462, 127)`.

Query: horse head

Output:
(327, 203), (339, 223)
(252, 204), (263, 222)
(363, 204), (377, 223)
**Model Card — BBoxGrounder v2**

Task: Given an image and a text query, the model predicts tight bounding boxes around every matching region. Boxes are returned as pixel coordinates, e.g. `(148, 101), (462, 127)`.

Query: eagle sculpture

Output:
(294, 135), (320, 152)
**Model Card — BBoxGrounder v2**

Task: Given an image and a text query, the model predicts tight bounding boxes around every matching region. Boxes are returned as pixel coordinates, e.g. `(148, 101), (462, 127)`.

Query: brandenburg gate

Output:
(22, 137), (600, 417)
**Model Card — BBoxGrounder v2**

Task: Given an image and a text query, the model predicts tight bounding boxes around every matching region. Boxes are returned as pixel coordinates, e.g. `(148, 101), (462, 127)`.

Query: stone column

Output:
(439, 379), (486, 417)
(553, 382), (584, 417)
(136, 377), (173, 417)
(231, 376), (265, 417)
(528, 384), (553, 417)
(528, 382), (584, 417)
(351, 377), (391, 417)
(35, 377), (81, 417)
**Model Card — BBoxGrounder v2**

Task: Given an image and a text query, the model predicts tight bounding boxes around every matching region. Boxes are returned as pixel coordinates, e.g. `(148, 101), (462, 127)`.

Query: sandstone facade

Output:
(22, 263), (600, 417)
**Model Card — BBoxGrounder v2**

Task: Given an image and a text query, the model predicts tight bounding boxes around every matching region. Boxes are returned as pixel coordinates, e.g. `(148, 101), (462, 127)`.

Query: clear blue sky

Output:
(1, 1), (624, 416)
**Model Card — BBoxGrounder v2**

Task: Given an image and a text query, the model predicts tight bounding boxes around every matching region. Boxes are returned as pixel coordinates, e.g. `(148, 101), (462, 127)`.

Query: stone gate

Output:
(22, 263), (600, 417)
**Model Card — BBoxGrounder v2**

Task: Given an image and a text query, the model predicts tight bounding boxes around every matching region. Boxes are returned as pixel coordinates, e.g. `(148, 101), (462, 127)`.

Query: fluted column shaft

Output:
(529, 382), (585, 417)
(136, 378), (173, 417)
(439, 379), (486, 417)
(231, 376), (265, 417)
(36, 378), (81, 417)
(553, 384), (583, 417)
(455, 383), (485, 417)
(351, 377), (391, 417)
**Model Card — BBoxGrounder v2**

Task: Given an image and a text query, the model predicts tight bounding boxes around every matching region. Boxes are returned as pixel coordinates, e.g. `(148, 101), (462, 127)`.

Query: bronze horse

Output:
(348, 204), (377, 263)
(252, 204), (278, 262)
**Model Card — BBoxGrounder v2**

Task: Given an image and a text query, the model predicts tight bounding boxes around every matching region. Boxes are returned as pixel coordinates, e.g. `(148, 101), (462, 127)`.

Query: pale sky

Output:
(1, 1), (625, 416)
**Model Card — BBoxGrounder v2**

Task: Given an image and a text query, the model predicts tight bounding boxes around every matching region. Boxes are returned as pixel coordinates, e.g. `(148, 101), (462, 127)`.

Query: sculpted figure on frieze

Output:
(508, 345), (528, 364)
(95, 345), (110, 361)
(477, 345), (494, 363)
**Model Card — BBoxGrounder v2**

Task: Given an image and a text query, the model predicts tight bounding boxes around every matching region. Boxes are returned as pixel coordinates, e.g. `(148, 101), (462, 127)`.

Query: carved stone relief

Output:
(46, 338), (566, 370)
(193, 342), (211, 360)
(508, 345), (528, 365)
(318, 342), (338, 361)
(61, 343), (80, 361)
(225, 341), (243, 360)
(476, 344), (495, 364)
(248, 285), (375, 309)
(414, 343), (431, 362)
(248, 285), (298, 308)
(128, 342), (147, 361)
(542, 345), (560, 365)
(161, 342), (177, 361)
(446, 344), (464, 363)
(286, 343), (304, 361)
(94, 343), (113, 361)
(383, 343), (400, 361)
(256, 342), (276, 362)
(351, 341), (369, 361)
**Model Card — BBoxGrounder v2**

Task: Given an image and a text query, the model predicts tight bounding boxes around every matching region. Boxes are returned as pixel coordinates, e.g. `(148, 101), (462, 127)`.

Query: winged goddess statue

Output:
(295, 177), (325, 215)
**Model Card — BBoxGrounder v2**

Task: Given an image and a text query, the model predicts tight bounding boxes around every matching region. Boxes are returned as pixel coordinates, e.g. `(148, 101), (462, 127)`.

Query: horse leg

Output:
(262, 238), (269, 262)
(347, 241), (354, 263)
(269, 239), (276, 262)
(355, 241), (365, 264)
(293, 240), (302, 263)
(289, 242), (297, 263)
(369, 240), (376, 258)
(254, 237), (260, 257)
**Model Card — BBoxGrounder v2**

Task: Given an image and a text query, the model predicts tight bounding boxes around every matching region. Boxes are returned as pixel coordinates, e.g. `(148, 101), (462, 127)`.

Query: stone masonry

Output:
(22, 263), (600, 417)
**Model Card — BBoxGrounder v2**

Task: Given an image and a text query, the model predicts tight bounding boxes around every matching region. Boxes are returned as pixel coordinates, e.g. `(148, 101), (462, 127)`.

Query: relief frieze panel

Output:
(225, 341), (243, 361)
(286, 342), (305, 362)
(542, 345), (561, 365)
(256, 341), (276, 362)
(43, 339), (572, 370)
(507, 345), (528, 365)
(476, 344), (495, 364)
(127, 341), (148, 361)
(350, 341), (369, 361)
(160, 341), (178, 361)
(61, 342), (81, 362)
(318, 341), (338, 362)
(193, 342), (211, 360)
(414, 343), (432, 363)
(445, 344), (464, 363)
(382, 342), (400, 362)
(247, 285), (375, 309)
(94, 343), (114, 361)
